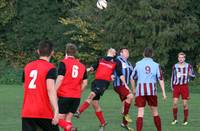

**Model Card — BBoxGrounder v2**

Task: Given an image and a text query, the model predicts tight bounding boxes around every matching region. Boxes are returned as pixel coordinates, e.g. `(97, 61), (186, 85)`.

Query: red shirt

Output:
(95, 58), (116, 81)
(57, 57), (86, 98)
(22, 59), (55, 119)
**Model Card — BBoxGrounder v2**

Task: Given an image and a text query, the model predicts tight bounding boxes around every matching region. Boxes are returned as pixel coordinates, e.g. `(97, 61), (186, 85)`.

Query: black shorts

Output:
(91, 79), (110, 100)
(22, 118), (59, 131)
(58, 97), (80, 114)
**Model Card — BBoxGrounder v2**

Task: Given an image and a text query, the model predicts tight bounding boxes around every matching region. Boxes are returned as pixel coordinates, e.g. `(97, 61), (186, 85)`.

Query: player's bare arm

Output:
(55, 75), (64, 91)
(120, 75), (131, 92)
(130, 79), (136, 96)
(47, 79), (59, 125)
(158, 79), (167, 101)
(81, 79), (88, 92)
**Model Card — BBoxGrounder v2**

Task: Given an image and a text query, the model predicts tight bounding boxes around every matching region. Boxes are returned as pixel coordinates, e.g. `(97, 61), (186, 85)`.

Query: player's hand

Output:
(132, 88), (136, 96)
(111, 75), (115, 81)
(89, 67), (94, 72)
(162, 93), (167, 101)
(52, 112), (59, 125)
(125, 84), (131, 93)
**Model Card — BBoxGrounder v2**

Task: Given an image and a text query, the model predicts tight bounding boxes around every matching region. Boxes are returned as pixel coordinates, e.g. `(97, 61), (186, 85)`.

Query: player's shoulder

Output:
(76, 59), (86, 70)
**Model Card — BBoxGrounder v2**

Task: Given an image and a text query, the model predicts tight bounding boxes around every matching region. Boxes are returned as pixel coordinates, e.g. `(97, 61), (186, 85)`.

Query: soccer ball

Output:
(96, 0), (107, 10)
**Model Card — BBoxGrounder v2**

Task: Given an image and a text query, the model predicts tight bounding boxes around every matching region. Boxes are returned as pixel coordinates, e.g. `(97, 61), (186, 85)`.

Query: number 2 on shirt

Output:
(72, 65), (79, 78)
(28, 70), (38, 89)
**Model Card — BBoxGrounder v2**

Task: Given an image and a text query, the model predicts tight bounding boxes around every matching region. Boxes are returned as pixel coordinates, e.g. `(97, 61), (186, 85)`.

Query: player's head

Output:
(178, 52), (186, 63)
(37, 40), (54, 57)
(120, 48), (129, 59)
(143, 48), (153, 58)
(65, 43), (77, 56)
(107, 48), (116, 57)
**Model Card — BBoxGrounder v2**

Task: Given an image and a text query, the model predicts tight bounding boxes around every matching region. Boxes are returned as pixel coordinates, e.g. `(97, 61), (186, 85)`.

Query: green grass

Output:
(0, 85), (200, 131)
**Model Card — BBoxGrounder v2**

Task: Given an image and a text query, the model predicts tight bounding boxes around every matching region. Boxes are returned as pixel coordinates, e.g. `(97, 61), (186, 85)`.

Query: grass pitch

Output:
(0, 84), (200, 131)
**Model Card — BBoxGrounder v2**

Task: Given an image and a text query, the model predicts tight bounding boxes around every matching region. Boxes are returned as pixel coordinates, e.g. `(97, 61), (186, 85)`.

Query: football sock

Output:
(79, 101), (90, 113)
(124, 101), (131, 115)
(154, 115), (162, 131)
(184, 109), (188, 122)
(95, 111), (106, 125)
(173, 108), (178, 120)
(58, 119), (68, 129)
(123, 116), (128, 125)
(136, 117), (143, 131)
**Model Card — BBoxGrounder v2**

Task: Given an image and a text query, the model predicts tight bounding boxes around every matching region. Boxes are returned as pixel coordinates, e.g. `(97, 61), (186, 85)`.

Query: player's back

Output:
(22, 59), (55, 119)
(135, 58), (161, 83)
(57, 57), (86, 98)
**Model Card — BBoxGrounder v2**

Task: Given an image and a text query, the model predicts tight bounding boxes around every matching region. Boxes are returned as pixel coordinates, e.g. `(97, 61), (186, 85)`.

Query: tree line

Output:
(0, 0), (199, 78)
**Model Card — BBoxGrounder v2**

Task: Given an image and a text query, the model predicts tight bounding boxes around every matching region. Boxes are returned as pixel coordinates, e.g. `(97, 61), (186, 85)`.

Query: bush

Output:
(0, 60), (23, 84)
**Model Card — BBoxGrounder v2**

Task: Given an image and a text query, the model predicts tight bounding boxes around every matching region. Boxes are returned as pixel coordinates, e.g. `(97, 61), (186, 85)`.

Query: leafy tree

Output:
(0, 0), (15, 27)
(61, 0), (199, 68)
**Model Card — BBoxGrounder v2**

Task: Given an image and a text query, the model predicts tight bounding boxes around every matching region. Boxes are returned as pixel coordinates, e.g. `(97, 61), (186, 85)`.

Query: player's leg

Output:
(124, 93), (134, 121)
(172, 98), (179, 124)
(136, 107), (144, 131)
(92, 100), (107, 126)
(181, 84), (189, 125)
(57, 97), (75, 130)
(182, 99), (188, 125)
(148, 96), (162, 131)
(75, 91), (96, 117)
(149, 106), (162, 131)
(37, 118), (60, 131)
(172, 86), (180, 125)
(114, 86), (133, 126)
(135, 96), (146, 131)
(22, 118), (37, 131)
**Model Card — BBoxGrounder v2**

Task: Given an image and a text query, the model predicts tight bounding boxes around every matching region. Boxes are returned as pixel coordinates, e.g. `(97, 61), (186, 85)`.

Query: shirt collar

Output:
(142, 57), (153, 61)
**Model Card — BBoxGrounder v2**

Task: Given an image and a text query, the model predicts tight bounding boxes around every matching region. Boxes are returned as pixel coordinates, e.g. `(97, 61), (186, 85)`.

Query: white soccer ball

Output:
(96, 0), (107, 10)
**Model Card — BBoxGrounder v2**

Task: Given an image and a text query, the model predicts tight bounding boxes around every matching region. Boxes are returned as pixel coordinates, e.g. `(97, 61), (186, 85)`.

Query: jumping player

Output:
(21, 40), (59, 131)
(55, 43), (88, 131)
(132, 48), (167, 131)
(113, 48), (135, 130)
(74, 48), (116, 131)
(171, 52), (196, 126)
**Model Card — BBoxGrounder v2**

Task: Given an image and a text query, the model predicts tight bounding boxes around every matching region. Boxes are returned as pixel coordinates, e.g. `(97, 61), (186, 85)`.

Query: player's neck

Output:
(66, 55), (75, 58)
(178, 62), (185, 67)
(39, 56), (50, 62)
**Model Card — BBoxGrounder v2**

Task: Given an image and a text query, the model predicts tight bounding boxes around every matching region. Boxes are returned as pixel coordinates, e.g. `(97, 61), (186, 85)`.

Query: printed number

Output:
(145, 66), (151, 74)
(28, 70), (38, 89)
(72, 65), (79, 78)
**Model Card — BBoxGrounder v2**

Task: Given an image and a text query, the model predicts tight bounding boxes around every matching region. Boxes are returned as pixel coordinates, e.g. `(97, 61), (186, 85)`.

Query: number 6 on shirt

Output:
(28, 70), (38, 89)
(72, 65), (79, 78)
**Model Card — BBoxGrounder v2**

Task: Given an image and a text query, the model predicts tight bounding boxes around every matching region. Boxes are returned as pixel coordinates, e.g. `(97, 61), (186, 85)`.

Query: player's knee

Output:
(137, 110), (144, 117)
(152, 111), (159, 116)
(127, 94), (134, 100)
(183, 103), (188, 109)
(173, 102), (178, 108)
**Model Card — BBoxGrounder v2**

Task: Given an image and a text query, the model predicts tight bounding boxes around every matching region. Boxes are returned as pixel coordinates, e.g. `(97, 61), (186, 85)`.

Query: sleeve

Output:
(91, 58), (100, 71)
(115, 60), (123, 76)
(22, 71), (25, 83)
(156, 64), (163, 80)
(46, 68), (57, 80)
(57, 62), (66, 76)
(131, 66), (137, 80)
(83, 69), (88, 80)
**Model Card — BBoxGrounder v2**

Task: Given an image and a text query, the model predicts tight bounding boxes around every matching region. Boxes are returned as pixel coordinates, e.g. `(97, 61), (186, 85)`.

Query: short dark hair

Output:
(38, 40), (53, 57)
(120, 47), (128, 53)
(143, 48), (153, 57)
(65, 43), (77, 56)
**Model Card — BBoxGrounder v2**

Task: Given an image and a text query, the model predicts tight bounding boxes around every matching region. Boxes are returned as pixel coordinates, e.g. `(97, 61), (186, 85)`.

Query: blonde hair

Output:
(178, 52), (186, 57)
